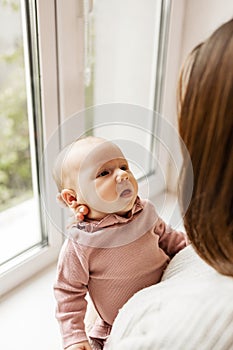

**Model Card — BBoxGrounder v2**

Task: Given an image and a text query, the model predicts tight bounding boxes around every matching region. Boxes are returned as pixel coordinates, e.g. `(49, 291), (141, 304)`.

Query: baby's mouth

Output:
(120, 189), (133, 198)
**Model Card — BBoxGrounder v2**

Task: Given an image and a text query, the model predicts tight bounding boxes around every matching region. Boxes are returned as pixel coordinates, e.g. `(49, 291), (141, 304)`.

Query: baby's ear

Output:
(61, 189), (77, 208)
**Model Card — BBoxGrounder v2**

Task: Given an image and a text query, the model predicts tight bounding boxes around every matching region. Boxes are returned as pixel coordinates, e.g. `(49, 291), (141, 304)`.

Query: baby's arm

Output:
(154, 216), (188, 257)
(54, 240), (90, 348)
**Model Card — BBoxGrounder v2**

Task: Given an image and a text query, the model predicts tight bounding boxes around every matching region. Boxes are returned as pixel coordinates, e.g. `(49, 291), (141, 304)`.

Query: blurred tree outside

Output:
(0, 0), (33, 212)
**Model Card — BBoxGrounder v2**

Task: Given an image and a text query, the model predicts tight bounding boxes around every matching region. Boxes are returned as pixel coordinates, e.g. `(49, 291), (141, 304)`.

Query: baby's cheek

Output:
(95, 181), (117, 202)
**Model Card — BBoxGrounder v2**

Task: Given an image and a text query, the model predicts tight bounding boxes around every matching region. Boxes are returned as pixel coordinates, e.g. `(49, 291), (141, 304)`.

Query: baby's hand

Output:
(72, 204), (89, 222)
(66, 341), (92, 350)
(75, 205), (89, 221)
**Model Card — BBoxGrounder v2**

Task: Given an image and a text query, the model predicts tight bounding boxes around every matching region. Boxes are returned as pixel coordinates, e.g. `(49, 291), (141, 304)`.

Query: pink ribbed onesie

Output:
(54, 198), (187, 349)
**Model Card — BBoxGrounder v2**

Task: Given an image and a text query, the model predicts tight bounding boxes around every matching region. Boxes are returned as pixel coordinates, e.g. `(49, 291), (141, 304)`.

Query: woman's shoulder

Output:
(106, 246), (233, 350)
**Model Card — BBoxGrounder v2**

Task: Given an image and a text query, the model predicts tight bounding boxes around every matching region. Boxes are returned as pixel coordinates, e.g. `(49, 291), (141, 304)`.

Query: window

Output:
(57, 0), (171, 198)
(0, 0), (44, 268)
(84, 0), (171, 193)
(0, 0), (61, 296)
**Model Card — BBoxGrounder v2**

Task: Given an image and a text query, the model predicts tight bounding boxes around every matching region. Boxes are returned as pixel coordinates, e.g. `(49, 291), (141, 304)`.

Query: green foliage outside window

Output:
(0, 1), (32, 211)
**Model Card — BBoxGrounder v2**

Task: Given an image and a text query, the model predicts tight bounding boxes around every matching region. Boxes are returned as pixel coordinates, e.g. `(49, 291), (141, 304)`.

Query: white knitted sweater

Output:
(105, 245), (233, 350)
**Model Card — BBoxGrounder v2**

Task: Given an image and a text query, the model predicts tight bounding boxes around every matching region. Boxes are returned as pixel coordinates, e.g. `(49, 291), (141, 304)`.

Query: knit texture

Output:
(105, 245), (233, 350)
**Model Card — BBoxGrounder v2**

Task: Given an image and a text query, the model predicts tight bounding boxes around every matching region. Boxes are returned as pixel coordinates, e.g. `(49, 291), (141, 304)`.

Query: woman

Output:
(178, 18), (233, 276)
(105, 18), (233, 350)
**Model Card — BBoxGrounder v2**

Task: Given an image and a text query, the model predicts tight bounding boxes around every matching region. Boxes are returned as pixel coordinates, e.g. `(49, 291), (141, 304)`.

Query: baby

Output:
(53, 136), (187, 350)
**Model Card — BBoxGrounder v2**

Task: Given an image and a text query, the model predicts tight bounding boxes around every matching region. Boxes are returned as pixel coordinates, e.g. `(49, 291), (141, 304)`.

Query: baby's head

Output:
(53, 136), (138, 220)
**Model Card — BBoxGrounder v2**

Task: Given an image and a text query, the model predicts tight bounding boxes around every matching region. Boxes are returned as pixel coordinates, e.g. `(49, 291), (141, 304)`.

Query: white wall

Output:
(164, 0), (233, 192)
(181, 0), (233, 65)
(165, 0), (233, 125)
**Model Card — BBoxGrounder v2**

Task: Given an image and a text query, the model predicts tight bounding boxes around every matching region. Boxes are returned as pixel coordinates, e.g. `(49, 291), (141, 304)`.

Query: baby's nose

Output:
(116, 170), (129, 183)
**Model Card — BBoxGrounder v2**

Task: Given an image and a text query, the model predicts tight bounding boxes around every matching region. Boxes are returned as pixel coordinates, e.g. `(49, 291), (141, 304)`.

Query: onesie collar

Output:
(76, 196), (143, 233)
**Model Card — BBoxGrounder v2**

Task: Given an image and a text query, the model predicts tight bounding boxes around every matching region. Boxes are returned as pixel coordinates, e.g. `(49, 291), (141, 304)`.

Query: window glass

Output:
(0, 0), (45, 268)
(84, 0), (170, 180)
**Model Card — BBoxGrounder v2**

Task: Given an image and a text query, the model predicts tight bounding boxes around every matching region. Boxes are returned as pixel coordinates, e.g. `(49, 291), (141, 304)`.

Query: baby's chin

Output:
(90, 195), (137, 218)
(109, 195), (137, 216)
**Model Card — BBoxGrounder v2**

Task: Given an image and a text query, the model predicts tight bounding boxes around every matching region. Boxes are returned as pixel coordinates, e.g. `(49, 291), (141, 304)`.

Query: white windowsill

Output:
(0, 192), (184, 350)
(0, 262), (62, 350)
(0, 198), (41, 266)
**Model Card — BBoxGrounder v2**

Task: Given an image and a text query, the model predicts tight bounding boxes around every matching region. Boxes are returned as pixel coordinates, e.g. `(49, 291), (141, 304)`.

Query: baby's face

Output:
(72, 140), (138, 218)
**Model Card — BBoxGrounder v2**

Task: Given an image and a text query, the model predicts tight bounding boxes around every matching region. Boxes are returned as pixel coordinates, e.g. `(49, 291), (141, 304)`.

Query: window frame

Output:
(139, 0), (172, 198)
(0, 0), (63, 296)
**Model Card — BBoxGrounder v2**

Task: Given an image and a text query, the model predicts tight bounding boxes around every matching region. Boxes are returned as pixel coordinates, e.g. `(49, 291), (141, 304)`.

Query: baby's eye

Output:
(98, 170), (109, 177)
(120, 165), (128, 171)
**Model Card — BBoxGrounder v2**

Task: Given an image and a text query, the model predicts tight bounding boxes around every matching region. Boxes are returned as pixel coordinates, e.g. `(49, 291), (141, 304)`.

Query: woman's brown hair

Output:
(178, 18), (233, 276)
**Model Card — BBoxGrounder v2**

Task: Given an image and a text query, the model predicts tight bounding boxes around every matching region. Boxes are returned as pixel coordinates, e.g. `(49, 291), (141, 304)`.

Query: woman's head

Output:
(178, 18), (233, 275)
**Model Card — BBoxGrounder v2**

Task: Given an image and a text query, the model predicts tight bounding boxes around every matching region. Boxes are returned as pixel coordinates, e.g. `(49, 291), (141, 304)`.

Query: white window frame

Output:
(0, 0), (63, 296)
